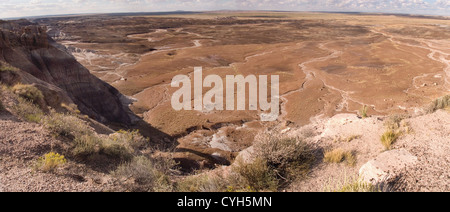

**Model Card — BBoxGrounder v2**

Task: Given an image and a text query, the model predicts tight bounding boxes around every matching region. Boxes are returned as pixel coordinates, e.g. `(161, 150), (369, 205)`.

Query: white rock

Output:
(234, 146), (255, 164)
(359, 149), (418, 189)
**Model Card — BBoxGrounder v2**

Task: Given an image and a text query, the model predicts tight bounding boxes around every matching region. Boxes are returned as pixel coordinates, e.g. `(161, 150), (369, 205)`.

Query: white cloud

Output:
(0, 0), (449, 19)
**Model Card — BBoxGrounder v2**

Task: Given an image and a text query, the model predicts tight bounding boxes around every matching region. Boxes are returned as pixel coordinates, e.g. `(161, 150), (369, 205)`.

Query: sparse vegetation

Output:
(384, 114), (409, 131)
(110, 129), (150, 153)
(253, 134), (316, 183)
(333, 134), (362, 143)
(11, 84), (44, 105)
(233, 158), (279, 192)
(101, 137), (133, 161)
(72, 133), (102, 158)
(359, 105), (369, 118)
(176, 173), (229, 192)
(345, 135), (362, 143)
(380, 114), (410, 150)
(324, 148), (356, 166)
(0, 63), (17, 72)
(13, 97), (44, 123)
(379, 113), (414, 150)
(33, 152), (67, 172)
(112, 156), (176, 192)
(0, 84), (43, 122)
(42, 111), (92, 138)
(61, 103), (81, 114)
(42, 110), (149, 161)
(324, 175), (380, 192)
(426, 95), (450, 113)
(380, 130), (400, 150)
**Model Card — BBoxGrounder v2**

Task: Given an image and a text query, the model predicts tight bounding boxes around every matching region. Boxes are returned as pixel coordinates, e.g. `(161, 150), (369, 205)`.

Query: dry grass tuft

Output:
(324, 175), (380, 192)
(324, 148), (356, 166)
(380, 130), (400, 150)
(425, 95), (450, 114)
(359, 105), (369, 118)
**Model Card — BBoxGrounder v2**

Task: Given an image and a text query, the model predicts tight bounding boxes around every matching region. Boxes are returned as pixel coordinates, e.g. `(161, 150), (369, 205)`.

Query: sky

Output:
(0, 0), (449, 19)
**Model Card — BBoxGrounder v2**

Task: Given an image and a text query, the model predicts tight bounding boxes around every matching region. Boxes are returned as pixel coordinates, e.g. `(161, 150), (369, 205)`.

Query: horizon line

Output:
(2, 10), (449, 21)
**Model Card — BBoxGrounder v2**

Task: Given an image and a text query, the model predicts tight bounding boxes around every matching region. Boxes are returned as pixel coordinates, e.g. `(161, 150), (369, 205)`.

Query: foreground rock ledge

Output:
(359, 149), (418, 190)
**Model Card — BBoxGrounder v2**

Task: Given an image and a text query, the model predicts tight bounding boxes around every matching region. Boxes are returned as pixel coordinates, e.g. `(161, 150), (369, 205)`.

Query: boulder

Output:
(359, 149), (418, 190)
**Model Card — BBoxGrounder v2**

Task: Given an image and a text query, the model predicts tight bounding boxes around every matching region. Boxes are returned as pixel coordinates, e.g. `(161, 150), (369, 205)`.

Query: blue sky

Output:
(0, 0), (449, 19)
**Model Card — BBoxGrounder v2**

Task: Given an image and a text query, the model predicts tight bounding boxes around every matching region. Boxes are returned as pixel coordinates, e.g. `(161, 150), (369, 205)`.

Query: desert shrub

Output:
(338, 180), (379, 192)
(33, 152), (67, 172)
(324, 175), (380, 192)
(384, 114), (409, 131)
(324, 148), (356, 166)
(99, 130), (148, 161)
(426, 95), (450, 113)
(12, 84), (44, 104)
(253, 134), (316, 182)
(359, 105), (368, 118)
(233, 158), (278, 192)
(61, 103), (81, 115)
(12, 97), (44, 123)
(112, 156), (175, 192)
(176, 174), (227, 192)
(42, 111), (92, 138)
(101, 139), (133, 161)
(380, 130), (400, 150)
(0, 63), (17, 72)
(72, 133), (102, 158)
(110, 130), (150, 152)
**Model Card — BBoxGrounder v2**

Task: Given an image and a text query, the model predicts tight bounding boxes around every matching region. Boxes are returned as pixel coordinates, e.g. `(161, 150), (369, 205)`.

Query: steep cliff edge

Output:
(0, 19), (135, 125)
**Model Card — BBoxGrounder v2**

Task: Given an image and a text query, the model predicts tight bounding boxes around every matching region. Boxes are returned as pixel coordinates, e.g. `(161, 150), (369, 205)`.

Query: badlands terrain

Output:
(38, 12), (450, 156)
(0, 12), (449, 191)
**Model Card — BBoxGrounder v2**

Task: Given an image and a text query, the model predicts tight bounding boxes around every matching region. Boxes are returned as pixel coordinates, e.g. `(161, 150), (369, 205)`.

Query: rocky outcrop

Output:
(0, 20), (135, 125)
(359, 149), (418, 191)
